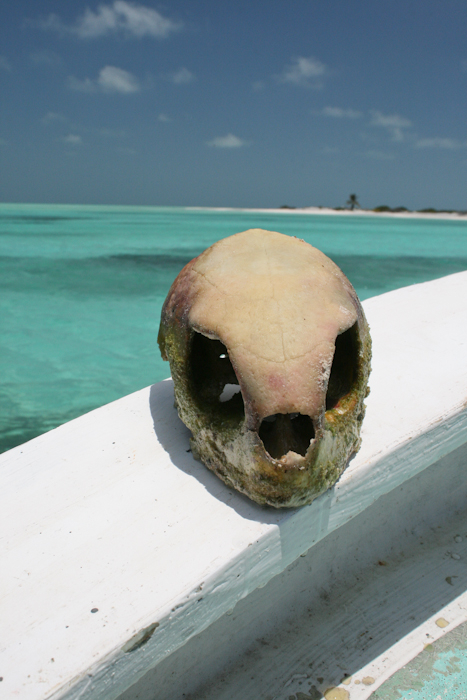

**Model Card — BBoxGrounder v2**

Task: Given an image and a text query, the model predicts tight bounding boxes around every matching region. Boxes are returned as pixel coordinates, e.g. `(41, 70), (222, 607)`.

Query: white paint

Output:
(1, 271), (467, 700)
(201, 481), (467, 700)
(122, 441), (467, 700)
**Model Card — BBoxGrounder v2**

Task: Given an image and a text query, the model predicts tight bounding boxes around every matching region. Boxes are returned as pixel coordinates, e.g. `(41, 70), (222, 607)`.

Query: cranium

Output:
(158, 229), (371, 508)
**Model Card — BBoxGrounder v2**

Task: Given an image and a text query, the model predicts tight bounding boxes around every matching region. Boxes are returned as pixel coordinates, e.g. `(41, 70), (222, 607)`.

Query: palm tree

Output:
(346, 194), (360, 210)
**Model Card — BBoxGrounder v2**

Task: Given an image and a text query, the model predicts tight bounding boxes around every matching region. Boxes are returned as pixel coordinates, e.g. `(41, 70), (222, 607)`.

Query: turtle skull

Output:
(158, 229), (371, 508)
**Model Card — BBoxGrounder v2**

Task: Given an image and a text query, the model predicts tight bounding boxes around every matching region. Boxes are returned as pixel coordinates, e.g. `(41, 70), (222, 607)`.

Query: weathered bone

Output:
(158, 229), (371, 507)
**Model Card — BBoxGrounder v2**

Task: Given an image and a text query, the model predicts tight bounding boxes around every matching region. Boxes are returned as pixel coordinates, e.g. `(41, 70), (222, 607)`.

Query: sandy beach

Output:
(187, 206), (467, 221)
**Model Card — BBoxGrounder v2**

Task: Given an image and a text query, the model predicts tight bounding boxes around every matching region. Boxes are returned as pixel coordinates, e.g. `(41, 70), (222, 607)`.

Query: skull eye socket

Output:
(259, 413), (315, 460)
(326, 322), (359, 411)
(189, 332), (245, 424)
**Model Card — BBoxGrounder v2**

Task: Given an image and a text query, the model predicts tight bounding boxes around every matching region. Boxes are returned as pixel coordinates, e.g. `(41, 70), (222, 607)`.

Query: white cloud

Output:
(370, 110), (412, 142)
(98, 65), (140, 92)
(391, 128), (405, 142)
(76, 4), (122, 37)
(278, 57), (327, 87)
(359, 131), (379, 144)
(322, 107), (362, 119)
(30, 50), (62, 67)
(0, 56), (11, 72)
(68, 66), (140, 94)
(37, 2), (181, 39)
(415, 137), (466, 150)
(365, 149), (396, 160)
(207, 134), (248, 148)
(158, 113), (171, 122)
(170, 67), (195, 84)
(35, 14), (62, 33)
(61, 134), (82, 145)
(68, 76), (97, 93)
(252, 80), (265, 91)
(42, 111), (68, 125)
(370, 111), (412, 129)
(100, 127), (126, 137)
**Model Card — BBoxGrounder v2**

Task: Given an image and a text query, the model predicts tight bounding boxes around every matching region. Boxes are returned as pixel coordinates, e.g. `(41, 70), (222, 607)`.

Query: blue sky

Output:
(1, 1), (466, 209)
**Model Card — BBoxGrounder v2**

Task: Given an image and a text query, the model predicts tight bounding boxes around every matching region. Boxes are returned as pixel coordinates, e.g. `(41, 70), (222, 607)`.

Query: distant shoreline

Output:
(2, 202), (466, 221)
(186, 206), (467, 222)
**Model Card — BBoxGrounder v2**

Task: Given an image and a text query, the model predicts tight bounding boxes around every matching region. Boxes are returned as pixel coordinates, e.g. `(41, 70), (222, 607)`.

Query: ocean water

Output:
(1, 202), (467, 454)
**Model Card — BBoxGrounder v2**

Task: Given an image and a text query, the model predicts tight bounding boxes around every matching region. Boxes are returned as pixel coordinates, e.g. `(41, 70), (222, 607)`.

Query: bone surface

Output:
(158, 229), (371, 507)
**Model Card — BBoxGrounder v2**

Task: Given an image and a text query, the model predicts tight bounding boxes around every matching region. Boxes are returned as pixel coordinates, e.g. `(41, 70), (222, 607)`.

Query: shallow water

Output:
(1, 203), (467, 453)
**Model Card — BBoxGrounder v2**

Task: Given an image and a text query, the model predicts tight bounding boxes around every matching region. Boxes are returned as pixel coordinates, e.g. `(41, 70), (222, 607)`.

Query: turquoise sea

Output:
(1, 202), (467, 454)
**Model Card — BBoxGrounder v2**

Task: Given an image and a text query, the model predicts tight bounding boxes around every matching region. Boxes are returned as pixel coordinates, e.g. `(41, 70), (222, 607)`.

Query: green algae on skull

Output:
(158, 229), (371, 508)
